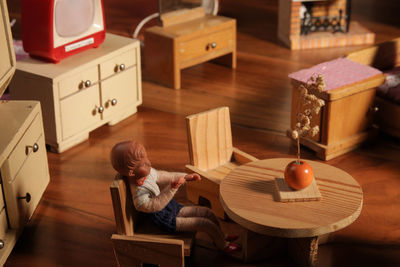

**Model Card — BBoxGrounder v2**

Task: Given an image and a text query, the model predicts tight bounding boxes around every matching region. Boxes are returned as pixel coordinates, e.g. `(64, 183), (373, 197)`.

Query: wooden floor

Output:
(5, 0), (400, 266)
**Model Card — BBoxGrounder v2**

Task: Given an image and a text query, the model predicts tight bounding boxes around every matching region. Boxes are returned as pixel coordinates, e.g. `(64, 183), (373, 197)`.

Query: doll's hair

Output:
(110, 141), (148, 176)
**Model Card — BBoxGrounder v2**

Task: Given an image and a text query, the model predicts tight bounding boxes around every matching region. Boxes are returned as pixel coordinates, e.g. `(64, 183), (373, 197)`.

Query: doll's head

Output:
(110, 141), (151, 186)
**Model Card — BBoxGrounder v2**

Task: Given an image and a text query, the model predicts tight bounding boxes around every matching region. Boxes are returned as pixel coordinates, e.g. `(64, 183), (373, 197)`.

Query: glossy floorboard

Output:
(5, 0), (400, 266)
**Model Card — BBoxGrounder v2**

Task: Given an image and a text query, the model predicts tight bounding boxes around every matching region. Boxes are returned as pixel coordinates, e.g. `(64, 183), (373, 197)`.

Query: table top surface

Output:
(219, 158), (363, 238)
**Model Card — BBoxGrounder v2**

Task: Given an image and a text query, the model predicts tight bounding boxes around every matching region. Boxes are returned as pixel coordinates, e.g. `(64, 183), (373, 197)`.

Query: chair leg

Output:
(186, 186), (200, 205)
(113, 246), (143, 267)
(209, 198), (225, 219)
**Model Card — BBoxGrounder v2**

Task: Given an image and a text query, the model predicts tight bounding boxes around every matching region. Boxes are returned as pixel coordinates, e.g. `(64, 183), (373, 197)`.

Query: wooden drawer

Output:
(3, 131), (49, 229)
(60, 84), (101, 139)
(179, 27), (234, 62)
(1, 114), (42, 182)
(0, 207), (7, 240)
(58, 65), (99, 99)
(100, 50), (136, 79)
(101, 66), (138, 120)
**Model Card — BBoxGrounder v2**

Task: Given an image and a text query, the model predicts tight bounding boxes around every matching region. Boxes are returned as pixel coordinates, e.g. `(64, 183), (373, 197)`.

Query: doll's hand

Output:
(171, 176), (185, 189)
(184, 173), (201, 182)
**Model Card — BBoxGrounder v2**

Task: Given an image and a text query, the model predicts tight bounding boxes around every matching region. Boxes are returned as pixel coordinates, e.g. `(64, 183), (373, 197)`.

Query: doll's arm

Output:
(133, 186), (178, 213)
(156, 170), (187, 190)
(157, 170), (200, 190)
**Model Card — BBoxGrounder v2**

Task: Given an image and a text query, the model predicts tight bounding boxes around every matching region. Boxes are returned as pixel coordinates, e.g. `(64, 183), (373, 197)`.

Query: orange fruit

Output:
(284, 160), (314, 190)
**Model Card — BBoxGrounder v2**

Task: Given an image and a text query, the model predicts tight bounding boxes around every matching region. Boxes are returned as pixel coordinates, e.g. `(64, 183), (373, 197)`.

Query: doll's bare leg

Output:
(176, 217), (226, 250)
(177, 206), (220, 226)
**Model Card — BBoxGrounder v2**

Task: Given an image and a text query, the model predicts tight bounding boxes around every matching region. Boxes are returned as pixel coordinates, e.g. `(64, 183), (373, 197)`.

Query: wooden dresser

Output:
(145, 10), (236, 89)
(0, 0), (50, 264)
(10, 34), (142, 153)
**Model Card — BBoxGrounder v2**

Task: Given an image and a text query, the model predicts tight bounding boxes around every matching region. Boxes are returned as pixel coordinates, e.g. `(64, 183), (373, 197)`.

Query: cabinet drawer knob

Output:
(211, 42), (217, 49)
(370, 106), (379, 113)
(111, 99), (117, 106)
(0, 240), (3, 249)
(119, 64), (125, 71)
(98, 106), (104, 113)
(18, 193), (31, 203)
(25, 143), (39, 155)
(84, 80), (91, 88)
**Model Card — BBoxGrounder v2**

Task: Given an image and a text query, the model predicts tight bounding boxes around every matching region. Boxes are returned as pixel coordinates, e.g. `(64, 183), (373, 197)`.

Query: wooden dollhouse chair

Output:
(185, 106), (258, 218)
(110, 174), (194, 267)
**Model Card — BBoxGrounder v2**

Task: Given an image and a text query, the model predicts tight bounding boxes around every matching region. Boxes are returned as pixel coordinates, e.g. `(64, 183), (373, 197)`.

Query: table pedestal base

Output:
(288, 236), (318, 267)
(240, 231), (318, 266)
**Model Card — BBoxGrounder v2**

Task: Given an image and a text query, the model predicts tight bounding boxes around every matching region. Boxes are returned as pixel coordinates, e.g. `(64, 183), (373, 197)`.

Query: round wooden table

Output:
(219, 158), (363, 265)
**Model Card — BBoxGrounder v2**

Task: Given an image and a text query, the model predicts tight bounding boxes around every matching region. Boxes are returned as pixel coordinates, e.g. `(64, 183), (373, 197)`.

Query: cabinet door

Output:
(2, 115), (50, 229)
(101, 66), (139, 120)
(60, 85), (101, 139)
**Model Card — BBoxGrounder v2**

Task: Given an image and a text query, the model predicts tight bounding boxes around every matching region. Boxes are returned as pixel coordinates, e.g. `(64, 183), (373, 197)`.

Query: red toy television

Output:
(22, 0), (106, 63)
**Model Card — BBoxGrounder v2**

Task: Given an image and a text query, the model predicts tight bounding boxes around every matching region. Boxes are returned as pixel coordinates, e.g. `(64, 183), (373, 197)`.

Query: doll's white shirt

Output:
(133, 168), (160, 208)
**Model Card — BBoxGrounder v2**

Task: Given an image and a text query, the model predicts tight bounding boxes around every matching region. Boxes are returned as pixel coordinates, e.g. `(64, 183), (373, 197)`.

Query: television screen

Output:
(55, 0), (95, 37)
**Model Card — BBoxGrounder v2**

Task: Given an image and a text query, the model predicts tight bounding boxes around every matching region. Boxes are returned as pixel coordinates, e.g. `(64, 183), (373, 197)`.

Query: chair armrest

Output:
(112, 233), (184, 246)
(232, 147), (258, 164)
(185, 164), (221, 185)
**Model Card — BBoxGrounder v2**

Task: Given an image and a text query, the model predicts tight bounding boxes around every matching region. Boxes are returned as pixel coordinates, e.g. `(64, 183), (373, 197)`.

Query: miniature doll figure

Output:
(110, 140), (240, 253)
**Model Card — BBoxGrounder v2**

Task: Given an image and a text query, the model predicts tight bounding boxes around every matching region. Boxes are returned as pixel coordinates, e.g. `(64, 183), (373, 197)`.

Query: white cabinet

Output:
(0, 0), (50, 264)
(0, 101), (50, 265)
(10, 33), (142, 153)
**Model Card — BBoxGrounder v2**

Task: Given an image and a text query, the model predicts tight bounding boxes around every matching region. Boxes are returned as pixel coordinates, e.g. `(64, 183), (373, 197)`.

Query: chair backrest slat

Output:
(110, 174), (138, 236)
(186, 107), (233, 171)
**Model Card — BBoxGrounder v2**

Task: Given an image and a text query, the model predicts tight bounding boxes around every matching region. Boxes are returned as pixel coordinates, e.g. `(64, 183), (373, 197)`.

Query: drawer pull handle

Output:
(105, 99), (118, 108)
(119, 64), (125, 71)
(369, 106), (379, 113)
(0, 240), (3, 249)
(206, 43), (217, 51)
(18, 193), (31, 203)
(98, 106), (104, 113)
(84, 80), (91, 88)
(26, 143), (39, 155)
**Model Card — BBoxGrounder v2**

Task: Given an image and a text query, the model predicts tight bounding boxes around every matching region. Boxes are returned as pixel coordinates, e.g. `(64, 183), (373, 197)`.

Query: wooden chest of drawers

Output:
(10, 34), (142, 153)
(145, 15), (236, 89)
(0, 101), (50, 265)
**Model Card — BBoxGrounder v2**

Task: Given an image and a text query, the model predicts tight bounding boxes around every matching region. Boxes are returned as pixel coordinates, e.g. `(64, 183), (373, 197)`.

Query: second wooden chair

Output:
(185, 106), (258, 218)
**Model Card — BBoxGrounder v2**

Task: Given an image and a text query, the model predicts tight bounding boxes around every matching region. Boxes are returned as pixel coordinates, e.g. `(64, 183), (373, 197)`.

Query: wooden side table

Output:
(144, 15), (236, 89)
(289, 58), (385, 160)
(220, 158), (363, 266)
